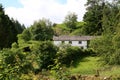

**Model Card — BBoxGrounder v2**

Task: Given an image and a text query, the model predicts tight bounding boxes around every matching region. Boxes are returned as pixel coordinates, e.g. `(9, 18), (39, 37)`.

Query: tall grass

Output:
(100, 65), (120, 76)
(69, 57), (100, 75)
(69, 56), (120, 76)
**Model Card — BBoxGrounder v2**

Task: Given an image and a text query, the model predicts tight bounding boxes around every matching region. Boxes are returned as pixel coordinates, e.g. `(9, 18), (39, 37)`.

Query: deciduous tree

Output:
(83, 0), (105, 35)
(63, 12), (77, 32)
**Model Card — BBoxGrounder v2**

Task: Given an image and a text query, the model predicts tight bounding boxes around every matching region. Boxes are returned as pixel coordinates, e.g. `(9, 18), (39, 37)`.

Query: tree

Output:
(0, 5), (16, 49)
(90, 0), (120, 65)
(30, 18), (54, 41)
(17, 29), (31, 46)
(102, 0), (120, 34)
(63, 12), (77, 32)
(70, 22), (86, 35)
(12, 19), (25, 34)
(83, 0), (105, 35)
(0, 4), (25, 49)
(36, 41), (58, 70)
(18, 18), (53, 42)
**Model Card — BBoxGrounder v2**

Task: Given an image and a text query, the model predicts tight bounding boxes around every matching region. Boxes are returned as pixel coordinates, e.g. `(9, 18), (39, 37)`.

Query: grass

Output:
(69, 56), (100, 75)
(69, 56), (120, 76)
(100, 65), (120, 76)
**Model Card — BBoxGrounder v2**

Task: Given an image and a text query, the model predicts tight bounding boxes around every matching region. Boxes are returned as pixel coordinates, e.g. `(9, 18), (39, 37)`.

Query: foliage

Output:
(56, 44), (95, 67)
(63, 12), (77, 32)
(50, 58), (70, 80)
(53, 23), (70, 36)
(17, 29), (31, 44)
(112, 29), (120, 64)
(102, 1), (120, 34)
(90, 0), (120, 65)
(53, 21), (86, 36)
(90, 34), (120, 65)
(34, 41), (58, 70)
(0, 0), (120, 79)
(30, 18), (54, 41)
(0, 38), (95, 79)
(0, 4), (25, 49)
(83, 0), (120, 35)
(70, 22), (86, 35)
(0, 41), (58, 79)
(90, 35), (114, 55)
(11, 19), (25, 34)
(0, 49), (33, 79)
(83, 0), (105, 35)
(18, 18), (54, 42)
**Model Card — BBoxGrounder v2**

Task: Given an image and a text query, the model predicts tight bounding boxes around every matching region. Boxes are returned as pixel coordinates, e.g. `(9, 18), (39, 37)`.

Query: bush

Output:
(35, 41), (58, 70)
(56, 45), (94, 67)
(0, 41), (58, 79)
(0, 49), (33, 79)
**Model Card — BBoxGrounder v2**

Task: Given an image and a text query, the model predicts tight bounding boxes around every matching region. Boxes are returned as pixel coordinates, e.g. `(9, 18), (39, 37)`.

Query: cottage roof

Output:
(53, 36), (96, 41)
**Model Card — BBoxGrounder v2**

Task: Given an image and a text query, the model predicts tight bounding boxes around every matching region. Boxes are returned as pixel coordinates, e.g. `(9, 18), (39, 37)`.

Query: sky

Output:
(0, 0), (87, 27)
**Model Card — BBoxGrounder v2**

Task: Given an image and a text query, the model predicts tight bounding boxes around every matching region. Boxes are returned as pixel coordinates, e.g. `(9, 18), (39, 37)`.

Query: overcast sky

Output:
(0, 0), (87, 27)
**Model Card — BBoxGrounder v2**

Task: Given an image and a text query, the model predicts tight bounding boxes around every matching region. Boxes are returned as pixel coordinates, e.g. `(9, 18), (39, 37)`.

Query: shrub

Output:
(56, 45), (94, 67)
(0, 49), (33, 79)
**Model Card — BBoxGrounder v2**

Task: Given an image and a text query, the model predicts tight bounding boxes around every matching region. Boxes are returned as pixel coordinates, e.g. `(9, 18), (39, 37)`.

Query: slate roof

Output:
(53, 35), (96, 41)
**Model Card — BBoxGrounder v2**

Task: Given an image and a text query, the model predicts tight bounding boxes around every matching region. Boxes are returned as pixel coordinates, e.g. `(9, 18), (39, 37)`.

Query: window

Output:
(78, 41), (82, 44)
(62, 41), (65, 44)
(69, 41), (72, 44)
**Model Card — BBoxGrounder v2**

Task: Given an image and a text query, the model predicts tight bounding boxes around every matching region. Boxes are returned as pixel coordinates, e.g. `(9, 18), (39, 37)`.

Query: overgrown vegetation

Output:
(90, 0), (120, 65)
(0, 0), (120, 79)
(0, 42), (93, 79)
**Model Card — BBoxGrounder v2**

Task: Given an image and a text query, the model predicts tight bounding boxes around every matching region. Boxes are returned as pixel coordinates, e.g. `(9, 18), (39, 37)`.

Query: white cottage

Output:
(53, 36), (95, 49)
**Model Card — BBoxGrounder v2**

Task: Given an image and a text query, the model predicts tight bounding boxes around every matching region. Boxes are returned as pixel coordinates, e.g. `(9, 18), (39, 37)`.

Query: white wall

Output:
(53, 40), (88, 49)
(53, 41), (61, 46)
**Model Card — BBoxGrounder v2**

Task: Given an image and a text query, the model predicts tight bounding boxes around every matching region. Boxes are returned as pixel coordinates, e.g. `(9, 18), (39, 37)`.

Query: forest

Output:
(0, 0), (120, 80)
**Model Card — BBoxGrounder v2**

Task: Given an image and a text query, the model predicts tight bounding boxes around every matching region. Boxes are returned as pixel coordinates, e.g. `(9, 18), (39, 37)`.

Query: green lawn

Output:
(69, 57), (100, 75)
(69, 56), (120, 76)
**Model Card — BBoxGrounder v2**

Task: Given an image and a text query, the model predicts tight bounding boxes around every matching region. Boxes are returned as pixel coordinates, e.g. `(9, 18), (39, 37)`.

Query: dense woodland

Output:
(0, 0), (120, 79)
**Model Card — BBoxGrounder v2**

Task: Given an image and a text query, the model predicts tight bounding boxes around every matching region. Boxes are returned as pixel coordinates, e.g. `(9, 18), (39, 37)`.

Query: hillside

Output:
(53, 21), (86, 36)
